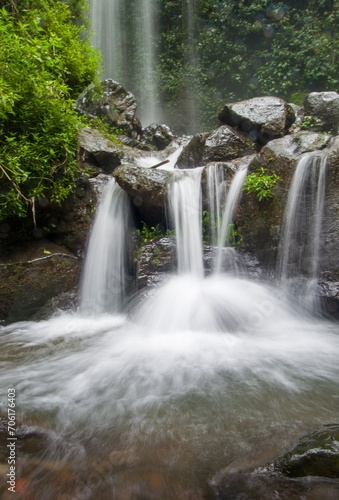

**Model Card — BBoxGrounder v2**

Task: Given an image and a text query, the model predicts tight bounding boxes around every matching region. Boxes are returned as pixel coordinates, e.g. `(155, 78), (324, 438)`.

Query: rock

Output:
(140, 123), (176, 150)
(176, 132), (209, 169)
(304, 91), (339, 134)
(0, 246), (79, 324)
(137, 237), (177, 289)
(75, 79), (142, 136)
(176, 126), (255, 169)
(78, 127), (123, 173)
(275, 424), (339, 479)
(218, 96), (296, 144)
(113, 164), (173, 225)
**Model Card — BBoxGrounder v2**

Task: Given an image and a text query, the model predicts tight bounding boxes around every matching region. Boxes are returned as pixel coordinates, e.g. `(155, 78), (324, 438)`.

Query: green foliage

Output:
(0, 0), (100, 221)
(243, 167), (280, 202)
(135, 223), (164, 245)
(157, 0), (339, 130)
(300, 115), (324, 130)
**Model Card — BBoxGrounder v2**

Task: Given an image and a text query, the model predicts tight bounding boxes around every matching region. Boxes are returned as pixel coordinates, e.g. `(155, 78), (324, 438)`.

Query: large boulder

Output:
(304, 91), (339, 134)
(113, 165), (173, 225)
(218, 96), (296, 144)
(176, 125), (255, 169)
(75, 79), (142, 137)
(78, 127), (123, 174)
(0, 242), (79, 324)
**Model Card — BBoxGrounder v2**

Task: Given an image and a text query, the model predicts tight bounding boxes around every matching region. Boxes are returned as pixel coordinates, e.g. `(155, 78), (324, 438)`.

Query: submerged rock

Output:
(218, 96), (296, 144)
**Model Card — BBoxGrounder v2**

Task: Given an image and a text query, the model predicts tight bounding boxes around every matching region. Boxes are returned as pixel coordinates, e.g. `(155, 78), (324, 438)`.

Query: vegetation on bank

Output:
(0, 0), (100, 221)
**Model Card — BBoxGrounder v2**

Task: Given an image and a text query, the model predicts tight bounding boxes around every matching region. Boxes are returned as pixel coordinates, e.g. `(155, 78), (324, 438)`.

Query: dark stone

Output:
(140, 123), (176, 150)
(176, 126), (255, 169)
(176, 132), (209, 169)
(275, 424), (339, 479)
(218, 96), (296, 144)
(113, 164), (173, 225)
(304, 91), (339, 134)
(78, 127), (123, 173)
(0, 248), (79, 324)
(137, 236), (177, 289)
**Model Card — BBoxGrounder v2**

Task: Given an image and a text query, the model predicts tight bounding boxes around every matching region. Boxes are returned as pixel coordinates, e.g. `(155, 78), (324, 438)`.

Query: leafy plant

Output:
(0, 0), (101, 221)
(300, 115), (324, 130)
(243, 167), (280, 202)
(135, 222), (164, 245)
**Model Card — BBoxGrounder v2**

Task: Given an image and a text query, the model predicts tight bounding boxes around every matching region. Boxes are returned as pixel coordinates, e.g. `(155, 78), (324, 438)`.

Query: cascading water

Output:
(89, 0), (162, 126)
(206, 163), (227, 246)
(80, 178), (133, 315)
(168, 168), (204, 277)
(0, 155), (339, 498)
(214, 164), (249, 273)
(277, 152), (327, 311)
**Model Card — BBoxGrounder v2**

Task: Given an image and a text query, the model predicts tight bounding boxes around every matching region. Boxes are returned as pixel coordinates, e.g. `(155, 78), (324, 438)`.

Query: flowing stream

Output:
(0, 160), (338, 498)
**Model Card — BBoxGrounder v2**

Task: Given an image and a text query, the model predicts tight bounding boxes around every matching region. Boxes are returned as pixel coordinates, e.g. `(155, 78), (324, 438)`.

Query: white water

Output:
(168, 168), (204, 276)
(215, 164), (249, 273)
(80, 178), (132, 315)
(277, 152), (327, 310)
(206, 163), (228, 246)
(90, 0), (162, 126)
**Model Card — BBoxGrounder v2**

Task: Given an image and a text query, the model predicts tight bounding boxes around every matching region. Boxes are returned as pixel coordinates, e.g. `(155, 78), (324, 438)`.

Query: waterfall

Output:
(168, 168), (204, 277)
(90, 0), (128, 83)
(206, 163), (227, 246)
(277, 152), (327, 310)
(89, 0), (162, 126)
(214, 164), (249, 273)
(80, 178), (133, 315)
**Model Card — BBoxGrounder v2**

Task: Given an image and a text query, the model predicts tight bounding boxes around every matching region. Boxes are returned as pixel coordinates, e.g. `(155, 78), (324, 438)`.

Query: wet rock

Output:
(140, 123), (176, 150)
(304, 91), (339, 134)
(78, 127), (123, 173)
(113, 164), (173, 225)
(275, 424), (339, 479)
(218, 96), (296, 144)
(75, 79), (142, 136)
(176, 126), (255, 169)
(0, 247), (79, 324)
(176, 132), (209, 169)
(137, 237), (176, 289)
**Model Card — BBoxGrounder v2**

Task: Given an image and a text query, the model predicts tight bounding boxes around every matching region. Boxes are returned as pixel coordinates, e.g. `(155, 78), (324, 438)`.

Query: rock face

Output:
(236, 131), (333, 267)
(0, 245), (79, 324)
(113, 164), (173, 225)
(75, 79), (142, 136)
(78, 127), (123, 173)
(218, 96), (295, 144)
(176, 126), (255, 169)
(304, 91), (339, 133)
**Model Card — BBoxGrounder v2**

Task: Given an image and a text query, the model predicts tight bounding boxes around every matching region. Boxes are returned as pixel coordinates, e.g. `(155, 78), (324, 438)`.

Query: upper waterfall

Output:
(89, 0), (162, 126)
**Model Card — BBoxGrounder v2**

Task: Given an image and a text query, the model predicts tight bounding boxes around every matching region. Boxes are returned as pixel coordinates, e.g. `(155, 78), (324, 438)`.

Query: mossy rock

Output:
(277, 424), (339, 479)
